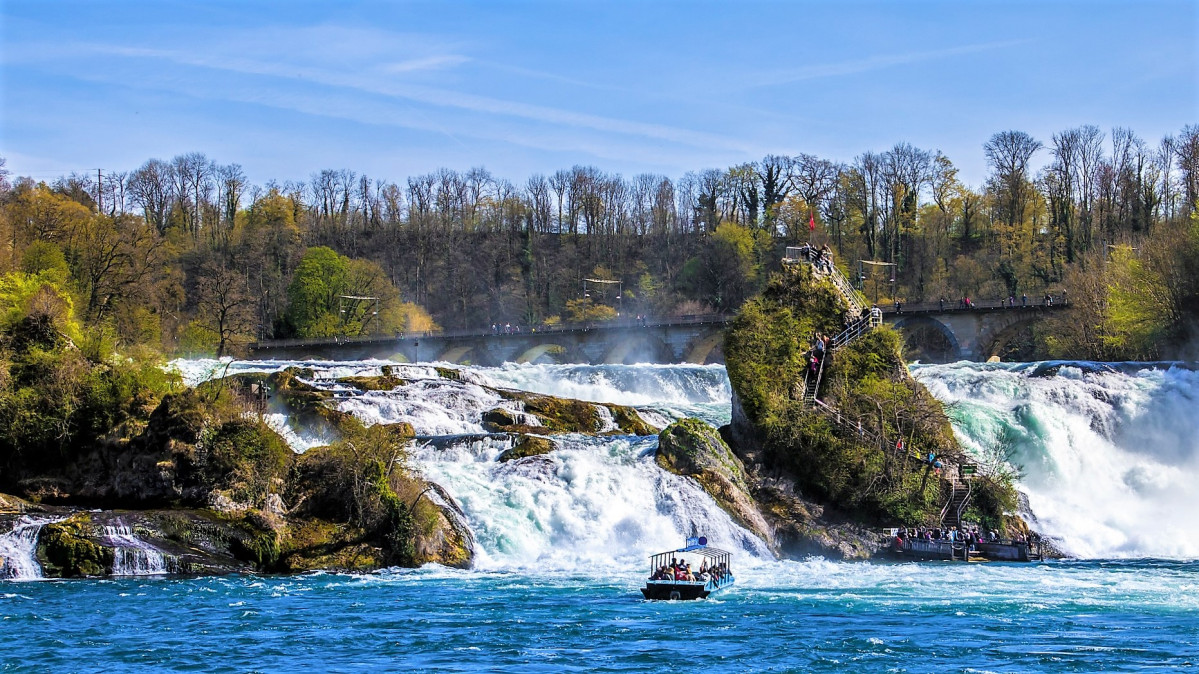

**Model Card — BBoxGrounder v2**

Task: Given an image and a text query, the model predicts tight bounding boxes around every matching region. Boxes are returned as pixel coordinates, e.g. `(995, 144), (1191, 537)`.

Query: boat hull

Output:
(640, 579), (731, 600)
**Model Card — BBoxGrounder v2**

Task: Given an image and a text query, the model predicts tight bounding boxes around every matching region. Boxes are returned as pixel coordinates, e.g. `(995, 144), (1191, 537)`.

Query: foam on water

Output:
(173, 357), (1199, 562)
(416, 433), (770, 571)
(0, 516), (62, 580)
(914, 362), (1199, 559)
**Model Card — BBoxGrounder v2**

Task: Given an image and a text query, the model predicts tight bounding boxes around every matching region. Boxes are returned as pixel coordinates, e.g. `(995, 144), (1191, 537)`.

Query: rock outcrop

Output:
(485, 390), (655, 436)
(656, 418), (772, 545)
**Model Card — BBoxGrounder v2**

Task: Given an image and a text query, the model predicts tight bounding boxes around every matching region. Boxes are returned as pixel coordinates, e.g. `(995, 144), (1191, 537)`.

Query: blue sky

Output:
(2, 0), (1196, 187)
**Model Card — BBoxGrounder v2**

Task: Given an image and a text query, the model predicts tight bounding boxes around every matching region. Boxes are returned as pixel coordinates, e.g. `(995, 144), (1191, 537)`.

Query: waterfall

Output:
(0, 516), (61, 580)
(175, 358), (766, 570)
(104, 525), (169, 575)
(914, 362), (1199, 559)
(415, 433), (770, 571)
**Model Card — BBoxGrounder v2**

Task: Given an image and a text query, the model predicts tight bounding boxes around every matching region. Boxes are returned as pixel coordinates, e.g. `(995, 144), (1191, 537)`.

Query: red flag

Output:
(808, 212), (816, 231)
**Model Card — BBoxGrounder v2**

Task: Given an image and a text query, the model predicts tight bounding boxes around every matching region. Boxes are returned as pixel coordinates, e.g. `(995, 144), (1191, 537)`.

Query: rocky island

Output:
(656, 257), (1032, 560)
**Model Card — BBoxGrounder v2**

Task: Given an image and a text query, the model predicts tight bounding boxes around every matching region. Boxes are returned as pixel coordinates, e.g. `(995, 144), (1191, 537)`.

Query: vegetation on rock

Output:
(656, 418), (771, 543)
(37, 515), (113, 577)
(725, 263), (1017, 529)
(492, 390), (654, 435)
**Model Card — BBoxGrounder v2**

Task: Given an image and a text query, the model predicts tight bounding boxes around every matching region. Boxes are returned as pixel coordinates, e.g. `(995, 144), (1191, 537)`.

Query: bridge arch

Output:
(980, 314), (1044, 360)
(438, 346), (474, 364)
(515, 343), (568, 364)
(603, 333), (673, 364)
(683, 330), (725, 364)
(891, 316), (962, 363)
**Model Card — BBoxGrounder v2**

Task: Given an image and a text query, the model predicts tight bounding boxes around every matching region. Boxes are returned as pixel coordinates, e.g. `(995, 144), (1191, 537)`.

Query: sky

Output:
(1, 0), (1196, 188)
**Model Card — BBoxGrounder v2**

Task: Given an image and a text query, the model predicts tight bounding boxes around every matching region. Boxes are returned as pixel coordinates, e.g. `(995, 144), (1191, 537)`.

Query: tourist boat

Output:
(641, 536), (734, 600)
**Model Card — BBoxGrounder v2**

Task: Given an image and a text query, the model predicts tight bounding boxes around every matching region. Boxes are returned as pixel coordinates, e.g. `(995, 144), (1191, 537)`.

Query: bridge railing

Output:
(250, 313), (734, 351)
(879, 298), (1069, 315)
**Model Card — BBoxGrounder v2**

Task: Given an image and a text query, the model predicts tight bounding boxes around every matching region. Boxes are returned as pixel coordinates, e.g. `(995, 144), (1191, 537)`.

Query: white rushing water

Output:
(174, 357), (1199, 563)
(914, 362), (1199, 559)
(0, 516), (61, 580)
(103, 525), (169, 575)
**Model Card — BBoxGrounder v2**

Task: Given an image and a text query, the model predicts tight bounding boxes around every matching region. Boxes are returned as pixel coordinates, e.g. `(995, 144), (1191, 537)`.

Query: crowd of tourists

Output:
(794, 243), (835, 274)
(649, 558), (730, 584)
(893, 526), (1037, 551)
(805, 332), (833, 375)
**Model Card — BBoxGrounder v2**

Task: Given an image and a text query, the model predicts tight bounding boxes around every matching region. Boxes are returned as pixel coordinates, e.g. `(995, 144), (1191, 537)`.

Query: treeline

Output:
(1, 122), (1196, 358)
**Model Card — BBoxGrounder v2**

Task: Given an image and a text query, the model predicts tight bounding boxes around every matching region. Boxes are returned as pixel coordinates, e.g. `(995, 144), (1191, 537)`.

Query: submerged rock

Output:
(489, 390), (655, 436)
(337, 366), (407, 391)
(497, 435), (555, 462)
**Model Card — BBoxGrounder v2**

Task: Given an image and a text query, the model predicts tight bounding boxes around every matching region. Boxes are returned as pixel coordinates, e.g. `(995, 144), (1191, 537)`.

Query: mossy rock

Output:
(37, 515), (113, 577)
(410, 488), (474, 569)
(497, 435), (554, 462)
(605, 404), (656, 435)
(657, 418), (749, 491)
(656, 419), (771, 543)
(382, 421), (416, 438)
(276, 518), (383, 573)
(336, 375), (407, 391)
(206, 508), (283, 570)
(722, 262), (1015, 528)
(434, 367), (462, 381)
(481, 408), (520, 432)
(490, 391), (599, 433)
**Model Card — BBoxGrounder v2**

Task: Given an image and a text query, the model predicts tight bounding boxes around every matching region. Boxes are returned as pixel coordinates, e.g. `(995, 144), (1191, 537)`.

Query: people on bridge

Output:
(939, 297), (945, 311)
(1021, 293), (1028, 307)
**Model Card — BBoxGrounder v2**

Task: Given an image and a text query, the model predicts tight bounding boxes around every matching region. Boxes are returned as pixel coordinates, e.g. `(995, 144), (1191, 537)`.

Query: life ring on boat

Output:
(669, 590), (681, 600)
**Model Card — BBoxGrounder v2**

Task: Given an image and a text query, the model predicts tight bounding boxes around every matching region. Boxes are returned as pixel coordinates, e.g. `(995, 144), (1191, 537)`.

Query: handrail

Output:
(938, 480), (958, 526)
(955, 476), (974, 527)
(784, 246), (865, 317)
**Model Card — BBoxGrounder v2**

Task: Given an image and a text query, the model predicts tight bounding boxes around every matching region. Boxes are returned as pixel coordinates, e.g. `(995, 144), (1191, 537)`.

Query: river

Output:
(2, 360), (1197, 671)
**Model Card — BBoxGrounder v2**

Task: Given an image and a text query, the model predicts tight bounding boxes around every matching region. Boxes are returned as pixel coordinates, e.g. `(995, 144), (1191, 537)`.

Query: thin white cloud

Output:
(751, 40), (1028, 88)
(78, 42), (754, 154)
(382, 55), (470, 73)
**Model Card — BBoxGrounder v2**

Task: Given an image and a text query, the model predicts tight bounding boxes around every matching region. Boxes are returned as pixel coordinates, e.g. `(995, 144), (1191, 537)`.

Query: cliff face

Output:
(658, 416), (882, 560)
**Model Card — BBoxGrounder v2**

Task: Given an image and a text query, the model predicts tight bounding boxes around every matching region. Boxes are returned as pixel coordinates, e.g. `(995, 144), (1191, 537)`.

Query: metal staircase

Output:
(802, 355), (826, 402)
(785, 246), (866, 318)
(939, 474), (973, 530)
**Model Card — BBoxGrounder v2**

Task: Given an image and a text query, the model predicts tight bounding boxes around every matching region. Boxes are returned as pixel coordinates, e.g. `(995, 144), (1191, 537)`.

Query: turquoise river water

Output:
(2, 360), (1197, 672)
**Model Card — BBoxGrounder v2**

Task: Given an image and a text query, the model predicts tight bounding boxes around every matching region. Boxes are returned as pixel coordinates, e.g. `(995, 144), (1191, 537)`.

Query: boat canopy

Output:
(647, 537), (731, 570)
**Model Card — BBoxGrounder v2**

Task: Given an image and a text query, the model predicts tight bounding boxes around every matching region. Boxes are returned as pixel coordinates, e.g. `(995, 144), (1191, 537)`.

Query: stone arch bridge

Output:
(249, 316), (731, 366)
(249, 304), (1068, 365)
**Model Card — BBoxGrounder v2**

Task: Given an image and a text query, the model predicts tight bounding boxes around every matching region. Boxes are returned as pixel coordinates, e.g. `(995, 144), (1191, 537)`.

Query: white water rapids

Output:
(0, 516), (61, 580)
(103, 525), (169, 575)
(914, 361), (1199, 559)
(168, 358), (1199, 563)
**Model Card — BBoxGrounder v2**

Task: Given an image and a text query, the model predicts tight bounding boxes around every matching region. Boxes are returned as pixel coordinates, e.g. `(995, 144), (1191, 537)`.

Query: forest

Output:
(1, 122), (1197, 361)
